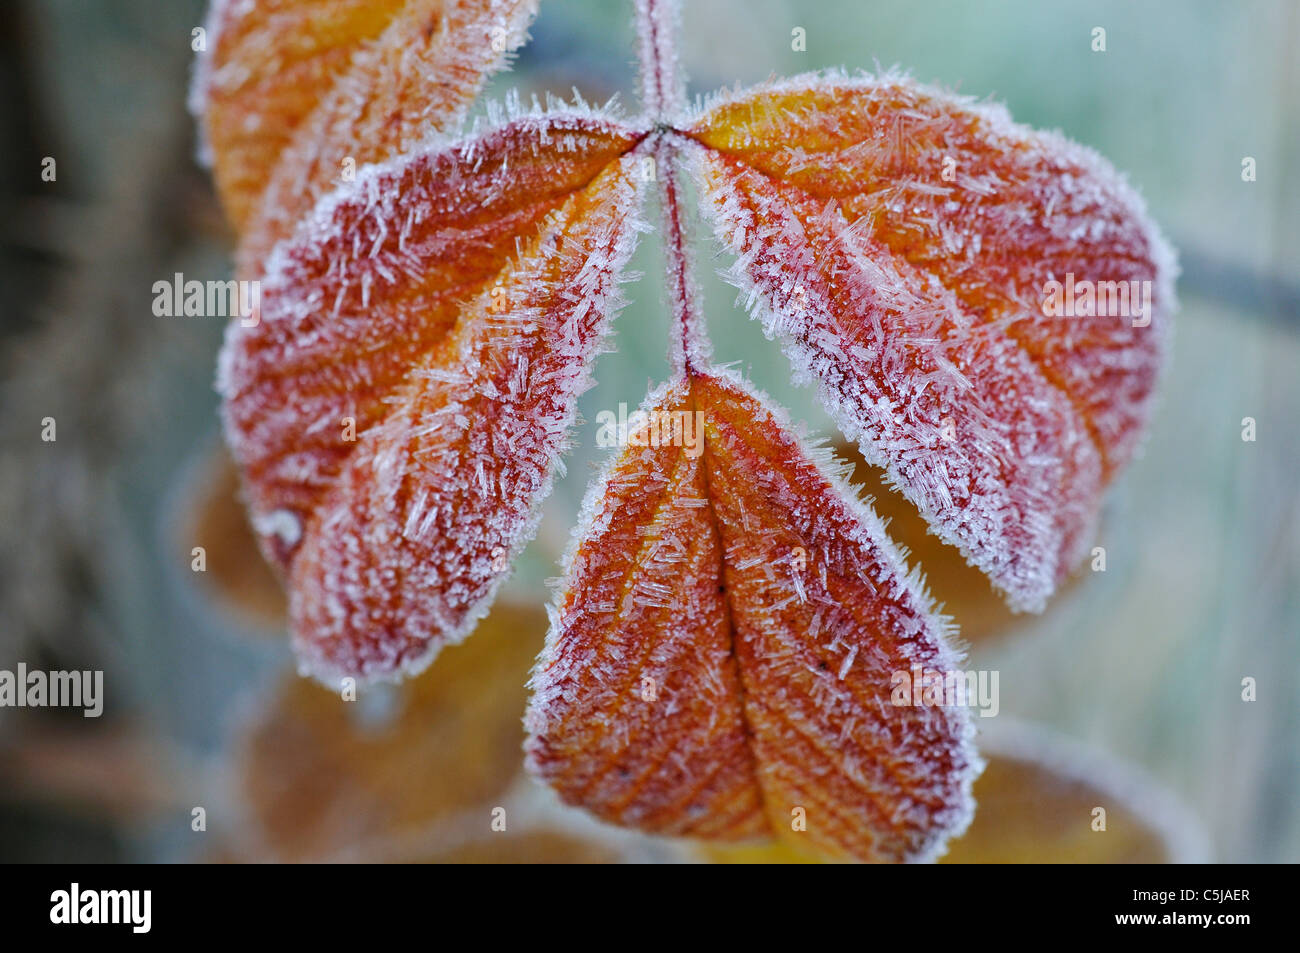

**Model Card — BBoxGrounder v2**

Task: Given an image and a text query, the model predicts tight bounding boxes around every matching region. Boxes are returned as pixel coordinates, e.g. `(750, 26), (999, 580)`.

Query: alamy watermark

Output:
(1041, 273), (1152, 328)
(152, 273), (261, 326)
(890, 665), (999, 718)
(50, 883), (150, 933)
(595, 403), (705, 459)
(0, 663), (103, 717)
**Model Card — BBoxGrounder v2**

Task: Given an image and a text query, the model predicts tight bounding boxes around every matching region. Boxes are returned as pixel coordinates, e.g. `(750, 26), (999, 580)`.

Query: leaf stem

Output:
(634, 0), (686, 119)
(636, 0), (699, 374)
(656, 135), (708, 376)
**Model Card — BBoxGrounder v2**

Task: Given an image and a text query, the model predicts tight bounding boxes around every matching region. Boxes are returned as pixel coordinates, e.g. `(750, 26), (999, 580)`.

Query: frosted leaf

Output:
(683, 71), (1176, 611)
(219, 115), (650, 683)
(195, 0), (538, 239)
(526, 367), (980, 862)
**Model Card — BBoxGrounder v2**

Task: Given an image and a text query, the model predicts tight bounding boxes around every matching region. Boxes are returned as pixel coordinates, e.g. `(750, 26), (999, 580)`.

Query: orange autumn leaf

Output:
(525, 368), (980, 863)
(683, 73), (1174, 612)
(236, 0), (541, 275)
(220, 114), (649, 681)
(196, 0), (406, 229)
(195, 0), (537, 237)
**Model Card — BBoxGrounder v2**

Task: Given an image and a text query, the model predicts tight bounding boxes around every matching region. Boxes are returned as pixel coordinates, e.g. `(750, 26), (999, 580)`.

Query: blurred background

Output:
(0, 0), (1296, 862)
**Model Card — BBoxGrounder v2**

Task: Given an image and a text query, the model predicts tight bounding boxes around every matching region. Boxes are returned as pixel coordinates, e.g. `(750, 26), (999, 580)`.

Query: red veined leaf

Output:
(525, 368), (980, 862)
(195, 0), (537, 238)
(218, 113), (650, 682)
(682, 72), (1176, 611)
(221, 114), (642, 558)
